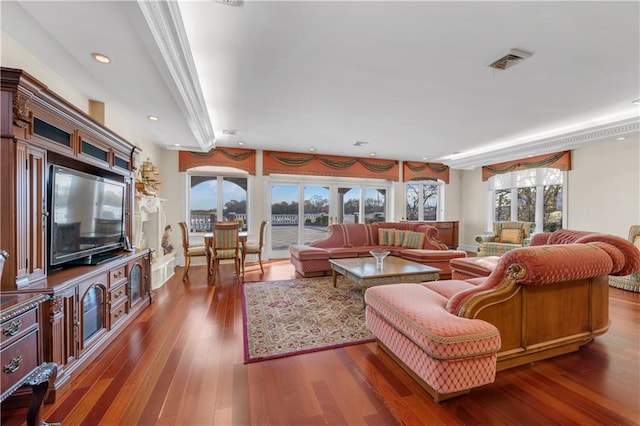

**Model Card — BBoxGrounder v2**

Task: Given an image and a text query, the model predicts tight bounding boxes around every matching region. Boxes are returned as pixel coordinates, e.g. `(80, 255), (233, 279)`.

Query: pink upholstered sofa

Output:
(365, 234), (640, 401)
(290, 222), (467, 279)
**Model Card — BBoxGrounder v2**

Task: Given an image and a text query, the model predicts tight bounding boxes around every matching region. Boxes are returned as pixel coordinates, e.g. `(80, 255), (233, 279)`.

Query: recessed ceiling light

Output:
(147, 115), (159, 121)
(632, 99), (640, 105)
(309, 148), (316, 152)
(174, 143), (181, 147)
(238, 141), (244, 146)
(369, 152), (376, 157)
(422, 157), (428, 161)
(91, 52), (111, 64)
(616, 137), (627, 141)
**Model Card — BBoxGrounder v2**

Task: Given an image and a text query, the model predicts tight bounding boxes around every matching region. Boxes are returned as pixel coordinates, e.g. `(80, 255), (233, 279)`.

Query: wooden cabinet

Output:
(423, 221), (459, 249)
(35, 251), (151, 402)
(0, 67), (138, 290)
(0, 68), (153, 403)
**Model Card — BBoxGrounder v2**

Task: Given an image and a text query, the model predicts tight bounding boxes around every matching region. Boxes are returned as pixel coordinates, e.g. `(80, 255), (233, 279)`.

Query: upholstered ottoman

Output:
(365, 284), (501, 401)
(450, 256), (499, 280)
(401, 249), (467, 279)
(289, 245), (331, 277)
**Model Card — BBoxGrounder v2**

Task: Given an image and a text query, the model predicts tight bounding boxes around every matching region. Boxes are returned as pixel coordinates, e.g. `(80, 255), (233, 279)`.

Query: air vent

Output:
(489, 48), (533, 70)
(353, 141), (368, 147)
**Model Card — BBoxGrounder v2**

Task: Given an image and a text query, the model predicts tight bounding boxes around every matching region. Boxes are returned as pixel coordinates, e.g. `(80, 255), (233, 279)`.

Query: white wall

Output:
(458, 168), (488, 250)
(567, 137), (639, 237)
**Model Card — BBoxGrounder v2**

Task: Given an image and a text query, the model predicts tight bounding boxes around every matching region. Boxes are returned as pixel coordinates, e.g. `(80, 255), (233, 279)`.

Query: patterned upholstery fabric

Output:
(450, 256), (499, 280)
(291, 222), (464, 278)
(531, 228), (640, 292)
(365, 284), (500, 396)
(608, 225), (640, 292)
(475, 221), (535, 257)
(366, 236), (639, 399)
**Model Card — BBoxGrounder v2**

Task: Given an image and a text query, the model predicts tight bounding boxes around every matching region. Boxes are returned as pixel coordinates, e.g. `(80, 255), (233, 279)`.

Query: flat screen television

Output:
(49, 165), (125, 266)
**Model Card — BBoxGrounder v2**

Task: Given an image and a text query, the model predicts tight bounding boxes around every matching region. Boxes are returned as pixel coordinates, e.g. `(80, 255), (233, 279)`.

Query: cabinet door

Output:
(128, 255), (150, 308)
(78, 275), (108, 355)
(15, 142), (46, 287)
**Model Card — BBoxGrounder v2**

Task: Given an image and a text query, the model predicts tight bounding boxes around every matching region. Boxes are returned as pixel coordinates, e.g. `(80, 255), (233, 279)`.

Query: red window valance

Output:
(482, 150), (572, 181)
(178, 148), (256, 174)
(263, 151), (399, 181)
(402, 161), (450, 184)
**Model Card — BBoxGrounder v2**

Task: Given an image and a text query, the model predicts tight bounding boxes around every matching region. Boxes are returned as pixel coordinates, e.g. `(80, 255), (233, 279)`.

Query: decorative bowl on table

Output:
(369, 250), (390, 269)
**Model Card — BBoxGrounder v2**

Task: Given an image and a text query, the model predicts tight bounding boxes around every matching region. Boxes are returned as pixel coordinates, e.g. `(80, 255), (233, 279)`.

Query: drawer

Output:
(110, 266), (126, 286)
(1, 330), (38, 394)
(109, 283), (127, 305)
(109, 302), (128, 327)
(1, 308), (38, 347)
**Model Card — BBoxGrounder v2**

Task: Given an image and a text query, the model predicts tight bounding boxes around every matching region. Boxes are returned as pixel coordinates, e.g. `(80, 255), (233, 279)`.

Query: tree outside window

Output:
(405, 180), (440, 221)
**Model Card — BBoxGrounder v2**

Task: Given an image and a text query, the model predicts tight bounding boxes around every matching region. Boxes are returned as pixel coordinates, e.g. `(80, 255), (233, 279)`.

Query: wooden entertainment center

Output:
(1, 67), (153, 410)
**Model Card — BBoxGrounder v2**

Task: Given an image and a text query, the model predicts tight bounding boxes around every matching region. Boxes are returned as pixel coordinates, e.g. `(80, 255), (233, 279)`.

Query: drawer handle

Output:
(114, 310), (123, 319)
(2, 319), (22, 337)
(114, 290), (124, 298)
(4, 356), (23, 374)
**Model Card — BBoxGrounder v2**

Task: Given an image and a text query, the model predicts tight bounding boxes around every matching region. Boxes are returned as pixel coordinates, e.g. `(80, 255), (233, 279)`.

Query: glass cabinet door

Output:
(82, 285), (105, 343)
(129, 263), (142, 306)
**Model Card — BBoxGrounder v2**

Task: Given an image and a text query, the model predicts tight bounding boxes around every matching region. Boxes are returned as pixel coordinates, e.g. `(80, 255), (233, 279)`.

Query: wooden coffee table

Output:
(329, 256), (440, 303)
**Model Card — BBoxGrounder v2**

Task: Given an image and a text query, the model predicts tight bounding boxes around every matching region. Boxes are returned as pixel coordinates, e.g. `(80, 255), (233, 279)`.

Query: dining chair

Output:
(178, 221), (207, 281)
(211, 222), (242, 283)
(242, 220), (268, 273)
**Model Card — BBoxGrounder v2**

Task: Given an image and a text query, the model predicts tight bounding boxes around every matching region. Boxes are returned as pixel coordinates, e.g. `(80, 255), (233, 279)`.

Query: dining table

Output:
(203, 231), (248, 277)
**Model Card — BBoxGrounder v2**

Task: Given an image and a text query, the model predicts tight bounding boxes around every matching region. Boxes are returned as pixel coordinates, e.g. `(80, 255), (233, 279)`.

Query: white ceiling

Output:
(2, 1), (639, 169)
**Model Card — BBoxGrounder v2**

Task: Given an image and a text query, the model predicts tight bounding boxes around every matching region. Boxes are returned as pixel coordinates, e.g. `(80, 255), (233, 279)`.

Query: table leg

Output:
(332, 269), (338, 287)
(25, 362), (60, 426)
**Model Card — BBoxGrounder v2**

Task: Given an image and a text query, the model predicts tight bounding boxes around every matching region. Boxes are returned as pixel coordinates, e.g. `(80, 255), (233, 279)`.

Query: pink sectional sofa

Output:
(289, 222), (467, 279)
(365, 234), (640, 401)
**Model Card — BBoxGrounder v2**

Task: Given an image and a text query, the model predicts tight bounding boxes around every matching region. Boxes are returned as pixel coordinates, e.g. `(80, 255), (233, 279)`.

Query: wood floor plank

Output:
(2, 261), (638, 425)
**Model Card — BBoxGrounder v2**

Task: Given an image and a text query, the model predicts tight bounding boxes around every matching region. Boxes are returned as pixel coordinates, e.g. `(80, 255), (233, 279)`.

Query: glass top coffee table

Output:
(329, 256), (440, 303)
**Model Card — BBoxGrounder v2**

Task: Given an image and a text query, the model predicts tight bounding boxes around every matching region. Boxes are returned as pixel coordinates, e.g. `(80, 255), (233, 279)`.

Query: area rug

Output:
(242, 276), (375, 363)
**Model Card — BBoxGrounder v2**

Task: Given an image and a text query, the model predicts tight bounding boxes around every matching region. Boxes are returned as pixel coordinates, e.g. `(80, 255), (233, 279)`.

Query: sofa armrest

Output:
(475, 234), (496, 244)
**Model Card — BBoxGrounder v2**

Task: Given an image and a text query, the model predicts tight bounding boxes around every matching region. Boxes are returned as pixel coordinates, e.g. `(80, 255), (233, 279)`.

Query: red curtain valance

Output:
(402, 161), (450, 184)
(482, 150), (572, 181)
(178, 148), (256, 175)
(263, 151), (400, 181)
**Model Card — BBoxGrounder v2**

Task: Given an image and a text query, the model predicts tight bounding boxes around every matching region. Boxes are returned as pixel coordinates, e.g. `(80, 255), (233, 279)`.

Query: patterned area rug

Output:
(242, 277), (375, 363)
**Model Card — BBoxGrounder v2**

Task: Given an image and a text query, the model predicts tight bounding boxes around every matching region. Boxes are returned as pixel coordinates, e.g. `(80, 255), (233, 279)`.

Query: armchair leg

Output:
(258, 254), (264, 273)
(183, 256), (191, 281)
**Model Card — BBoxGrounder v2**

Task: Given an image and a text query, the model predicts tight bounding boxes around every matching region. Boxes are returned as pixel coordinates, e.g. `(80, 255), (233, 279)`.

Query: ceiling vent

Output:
(216, 0), (242, 6)
(353, 141), (368, 147)
(489, 48), (533, 70)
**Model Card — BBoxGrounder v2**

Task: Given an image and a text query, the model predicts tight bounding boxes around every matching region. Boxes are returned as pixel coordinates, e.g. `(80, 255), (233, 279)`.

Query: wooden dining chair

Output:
(211, 222), (241, 283)
(242, 220), (268, 273)
(178, 221), (207, 281)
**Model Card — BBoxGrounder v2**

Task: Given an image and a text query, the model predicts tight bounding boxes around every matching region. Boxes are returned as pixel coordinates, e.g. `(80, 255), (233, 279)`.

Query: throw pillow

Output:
(402, 231), (425, 249)
(378, 228), (396, 246)
(394, 230), (406, 247)
(500, 228), (524, 244)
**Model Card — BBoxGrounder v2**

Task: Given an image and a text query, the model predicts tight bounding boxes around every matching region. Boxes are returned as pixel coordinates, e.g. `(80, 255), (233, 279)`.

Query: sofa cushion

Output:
(378, 228), (397, 245)
(450, 256), (499, 279)
(394, 230), (407, 247)
(365, 284), (501, 360)
(402, 231), (426, 249)
(289, 245), (329, 260)
(499, 228), (524, 244)
(325, 247), (360, 259)
(422, 280), (478, 299)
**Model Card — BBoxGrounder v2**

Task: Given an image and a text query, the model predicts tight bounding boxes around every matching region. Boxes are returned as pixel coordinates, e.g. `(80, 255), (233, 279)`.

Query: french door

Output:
(268, 179), (390, 259)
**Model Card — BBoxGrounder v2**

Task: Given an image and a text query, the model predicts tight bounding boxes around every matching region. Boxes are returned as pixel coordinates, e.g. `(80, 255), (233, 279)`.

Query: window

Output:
(488, 168), (565, 232)
(405, 180), (442, 221)
(189, 175), (248, 232)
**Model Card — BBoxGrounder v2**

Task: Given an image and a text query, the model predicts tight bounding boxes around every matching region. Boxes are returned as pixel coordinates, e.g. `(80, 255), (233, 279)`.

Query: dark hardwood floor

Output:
(2, 259), (639, 425)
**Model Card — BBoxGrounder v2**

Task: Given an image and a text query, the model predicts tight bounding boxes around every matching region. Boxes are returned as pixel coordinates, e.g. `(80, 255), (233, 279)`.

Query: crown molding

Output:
(445, 116), (640, 170)
(137, 0), (215, 151)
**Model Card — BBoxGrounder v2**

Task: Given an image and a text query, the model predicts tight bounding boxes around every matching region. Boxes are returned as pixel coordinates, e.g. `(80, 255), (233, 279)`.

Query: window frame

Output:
(487, 168), (567, 233)
(404, 179), (444, 221)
